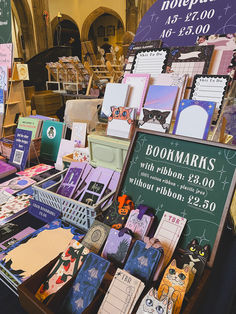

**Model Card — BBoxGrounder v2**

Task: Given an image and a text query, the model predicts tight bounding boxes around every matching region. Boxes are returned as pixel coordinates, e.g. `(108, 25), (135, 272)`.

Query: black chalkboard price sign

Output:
(117, 129), (236, 267)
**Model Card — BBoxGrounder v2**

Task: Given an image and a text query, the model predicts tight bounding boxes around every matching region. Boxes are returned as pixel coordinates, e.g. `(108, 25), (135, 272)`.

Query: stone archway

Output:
(12, 0), (36, 60)
(81, 7), (125, 42)
(51, 14), (80, 41)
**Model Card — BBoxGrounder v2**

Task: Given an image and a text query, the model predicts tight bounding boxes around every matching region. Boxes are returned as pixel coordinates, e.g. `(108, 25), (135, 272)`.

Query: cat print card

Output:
(107, 106), (136, 139)
(154, 211), (187, 269)
(122, 73), (150, 114)
(71, 122), (87, 148)
(81, 220), (110, 254)
(190, 75), (230, 123)
(35, 240), (90, 303)
(176, 239), (210, 292)
(0, 194), (32, 225)
(16, 164), (54, 177)
(101, 228), (133, 266)
(166, 45), (214, 87)
(173, 99), (216, 140)
(0, 176), (36, 195)
(124, 240), (164, 283)
(56, 162), (86, 198)
(139, 108), (173, 133)
(79, 167), (114, 206)
(62, 252), (110, 313)
(9, 128), (32, 171)
(137, 288), (169, 314)
(98, 268), (145, 314)
(101, 83), (130, 118)
(0, 160), (17, 179)
(157, 259), (189, 314)
(125, 208), (154, 240)
(131, 48), (170, 79)
(0, 219), (83, 286)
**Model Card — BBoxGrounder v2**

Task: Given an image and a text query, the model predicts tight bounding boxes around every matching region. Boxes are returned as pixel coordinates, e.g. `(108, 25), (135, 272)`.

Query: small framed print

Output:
(106, 25), (115, 36)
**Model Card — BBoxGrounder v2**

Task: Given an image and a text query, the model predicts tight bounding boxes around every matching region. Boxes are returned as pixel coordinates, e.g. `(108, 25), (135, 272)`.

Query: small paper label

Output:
(29, 199), (60, 223)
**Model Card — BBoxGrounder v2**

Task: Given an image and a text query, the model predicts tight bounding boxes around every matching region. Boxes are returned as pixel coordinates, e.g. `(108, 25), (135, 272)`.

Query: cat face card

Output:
(35, 240), (90, 303)
(166, 46), (214, 86)
(56, 162), (86, 198)
(190, 75), (230, 123)
(137, 288), (168, 314)
(157, 259), (189, 314)
(176, 239), (210, 292)
(139, 108), (173, 133)
(173, 99), (216, 140)
(62, 252), (110, 313)
(81, 220), (110, 254)
(101, 228), (132, 266)
(98, 268), (145, 314)
(124, 240), (164, 283)
(107, 106), (136, 139)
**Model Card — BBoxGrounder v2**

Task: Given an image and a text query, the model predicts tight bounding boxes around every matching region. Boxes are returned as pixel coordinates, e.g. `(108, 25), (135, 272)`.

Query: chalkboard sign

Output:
(0, 0), (11, 44)
(117, 129), (236, 267)
(135, 0), (236, 47)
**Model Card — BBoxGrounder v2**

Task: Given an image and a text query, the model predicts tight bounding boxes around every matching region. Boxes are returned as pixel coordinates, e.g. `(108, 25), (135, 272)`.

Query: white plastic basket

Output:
(32, 170), (115, 232)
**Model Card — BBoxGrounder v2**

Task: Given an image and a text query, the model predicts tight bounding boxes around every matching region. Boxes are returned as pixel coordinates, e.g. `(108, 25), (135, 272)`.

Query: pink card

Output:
(16, 164), (54, 177)
(0, 176), (36, 195)
(0, 43), (13, 72)
(154, 211), (187, 269)
(122, 73), (150, 114)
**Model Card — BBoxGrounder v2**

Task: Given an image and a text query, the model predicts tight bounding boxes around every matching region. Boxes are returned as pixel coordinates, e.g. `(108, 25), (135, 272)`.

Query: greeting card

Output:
(62, 253), (110, 313)
(0, 160), (17, 179)
(16, 164), (54, 177)
(73, 147), (90, 163)
(16, 64), (29, 80)
(35, 240), (90, 303)
(0, 194), (32, 225)
(101, 228), (132, 266)
(71, 122), (87, 148)
(173, 99), (216, 140)
(139, 108), (173, 133)
(144, 85), (178, 110)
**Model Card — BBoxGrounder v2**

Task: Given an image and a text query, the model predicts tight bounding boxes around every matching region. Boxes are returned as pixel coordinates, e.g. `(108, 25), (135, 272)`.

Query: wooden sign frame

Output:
(116, 129), (236, 268)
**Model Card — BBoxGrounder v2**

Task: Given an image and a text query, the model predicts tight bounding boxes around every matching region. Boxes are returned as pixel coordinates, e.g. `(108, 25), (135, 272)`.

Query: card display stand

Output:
(88, 133), (130, 172)
(3, 80), (27, 136)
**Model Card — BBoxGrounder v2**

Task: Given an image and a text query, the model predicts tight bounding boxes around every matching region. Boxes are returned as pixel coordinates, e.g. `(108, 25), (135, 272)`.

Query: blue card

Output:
(124, 240), (163, 283)
(9, 129), (32, 171)
(62, 252), (110, 313)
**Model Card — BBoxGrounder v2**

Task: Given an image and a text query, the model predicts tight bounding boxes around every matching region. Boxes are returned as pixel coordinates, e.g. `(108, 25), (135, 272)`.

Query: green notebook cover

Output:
(40, 120), (65, 162)
(17, 117), (41, 140)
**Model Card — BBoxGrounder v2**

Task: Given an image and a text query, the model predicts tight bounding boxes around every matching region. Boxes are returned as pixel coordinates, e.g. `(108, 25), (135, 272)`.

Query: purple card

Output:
(0, 161), (17, 179)
(9, 128), (32, 171)
(56, 162), (86, 198)
(74, 163), (93, 199)
(173, 99), (216, 140)
(101, 228), (132, 266)
(144, 85), (178, 110)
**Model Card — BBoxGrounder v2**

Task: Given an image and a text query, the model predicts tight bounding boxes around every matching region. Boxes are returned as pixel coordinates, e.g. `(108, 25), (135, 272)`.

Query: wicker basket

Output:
(0, 136), (41, 160)
(32, 170), (115, 232)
